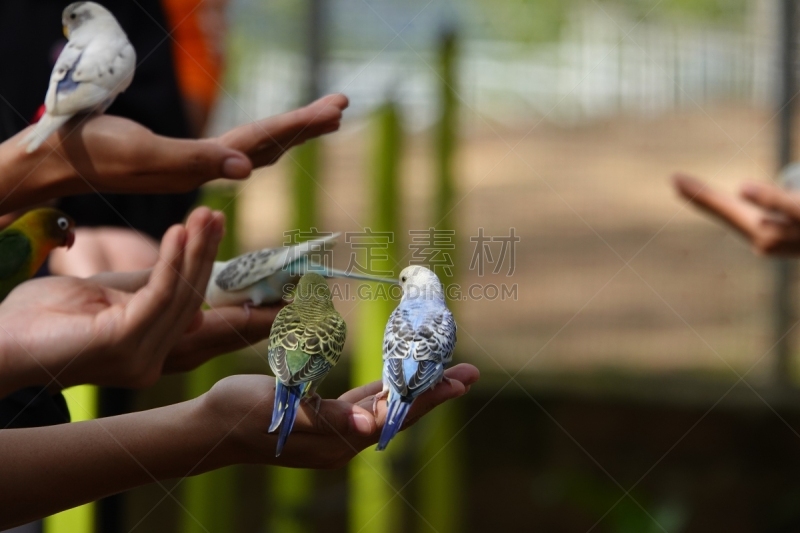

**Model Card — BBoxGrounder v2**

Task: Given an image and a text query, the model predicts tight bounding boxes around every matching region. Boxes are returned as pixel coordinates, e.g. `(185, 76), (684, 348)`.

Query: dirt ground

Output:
(230, 104), (799, 382)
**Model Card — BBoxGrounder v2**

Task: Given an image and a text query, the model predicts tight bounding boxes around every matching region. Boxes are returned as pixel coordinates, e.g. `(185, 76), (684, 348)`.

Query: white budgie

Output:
(21, 2), (136, 153)
(205, 233), (397, 308)
(376, 265), (457, 451)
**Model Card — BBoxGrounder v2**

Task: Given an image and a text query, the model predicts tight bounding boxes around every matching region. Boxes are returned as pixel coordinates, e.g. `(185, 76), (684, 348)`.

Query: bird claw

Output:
(372, 390), (389, 418)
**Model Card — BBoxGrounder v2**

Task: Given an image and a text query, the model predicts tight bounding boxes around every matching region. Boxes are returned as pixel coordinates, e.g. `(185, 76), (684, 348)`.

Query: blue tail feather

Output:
(376, 398), (412, 451)
(269, 381), (304, 457)
(269, 381), (288, 433)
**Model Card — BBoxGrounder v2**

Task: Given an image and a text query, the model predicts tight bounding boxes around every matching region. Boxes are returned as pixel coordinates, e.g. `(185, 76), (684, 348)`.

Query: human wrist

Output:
(0, 130), (77, 215)
(140, 397), (236, 479)
(185, 393), (252, 471)
(0, 327), (46, 398)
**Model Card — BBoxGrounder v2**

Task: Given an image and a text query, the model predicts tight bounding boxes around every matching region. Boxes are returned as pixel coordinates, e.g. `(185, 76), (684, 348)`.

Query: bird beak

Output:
(65, 231), (75, 249)
(63, 25), (69, 38)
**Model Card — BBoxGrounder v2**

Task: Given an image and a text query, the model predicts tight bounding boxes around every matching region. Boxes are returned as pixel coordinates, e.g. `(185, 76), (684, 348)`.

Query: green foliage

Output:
(598, 0), (748, 25)
(473, 0), (748, 43)
(473, 0), (574, 43)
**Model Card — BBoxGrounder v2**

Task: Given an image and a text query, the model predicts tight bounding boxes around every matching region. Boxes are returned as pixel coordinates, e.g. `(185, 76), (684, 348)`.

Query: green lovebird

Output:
(268, 273), (347, 456)
(0, 208), (76, 301)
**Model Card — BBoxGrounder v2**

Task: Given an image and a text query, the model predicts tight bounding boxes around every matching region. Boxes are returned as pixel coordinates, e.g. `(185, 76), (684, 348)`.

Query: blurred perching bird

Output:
(376, 265), (456, 451)
(0, 208), (76, 301)
(205, 233), (397, 308)
(268, 273), (347, 456)
(21, 2), (136, 153)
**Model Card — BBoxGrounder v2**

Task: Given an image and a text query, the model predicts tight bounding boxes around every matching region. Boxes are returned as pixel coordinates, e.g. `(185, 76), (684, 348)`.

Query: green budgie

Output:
(268, 273), (347, 456)
(205, 233), (396, 308)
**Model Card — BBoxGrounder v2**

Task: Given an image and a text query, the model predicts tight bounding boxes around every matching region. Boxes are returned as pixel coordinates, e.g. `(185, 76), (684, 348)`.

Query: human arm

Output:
(672, 172), (800, 255)
(0, 94), (348, 215)
(0, 364), (480, 528)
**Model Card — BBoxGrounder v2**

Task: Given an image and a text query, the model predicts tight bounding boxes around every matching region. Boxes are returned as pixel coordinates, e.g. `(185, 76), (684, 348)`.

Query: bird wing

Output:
(268, 305), (346, 387)
(382, 304), (455, 399)
(214, 233), (340, 292)
(417, 307), (457, 366)
(45, 38), (135, 115)
(0, 231), (31, 280)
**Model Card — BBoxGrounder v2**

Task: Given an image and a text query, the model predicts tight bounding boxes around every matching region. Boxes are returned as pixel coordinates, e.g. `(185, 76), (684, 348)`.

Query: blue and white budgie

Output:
(268, 273), (347, 456)
(376, 265), (457, 451)
(205, 233), (396, 308)
(22, 2), (136, 153)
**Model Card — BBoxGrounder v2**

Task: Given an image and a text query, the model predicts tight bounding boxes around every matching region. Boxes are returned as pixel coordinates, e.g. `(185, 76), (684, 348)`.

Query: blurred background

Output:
(47, 0), (800, 532)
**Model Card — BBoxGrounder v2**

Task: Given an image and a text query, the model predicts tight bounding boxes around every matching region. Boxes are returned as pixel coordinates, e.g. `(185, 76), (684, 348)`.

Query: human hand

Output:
(215, 93), (348, 167)
(202, 364), (480, 469)
(673, 172), (800, 255)
(0, 207), (224, 397)
(0, 94), (349, 214)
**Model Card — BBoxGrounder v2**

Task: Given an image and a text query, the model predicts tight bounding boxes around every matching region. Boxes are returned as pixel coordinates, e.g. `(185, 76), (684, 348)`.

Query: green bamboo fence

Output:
(416, 28), (462, 533)
(181, 187), (240, 533)
(349, 102), (404, 533)
(43, 385), (98, 533)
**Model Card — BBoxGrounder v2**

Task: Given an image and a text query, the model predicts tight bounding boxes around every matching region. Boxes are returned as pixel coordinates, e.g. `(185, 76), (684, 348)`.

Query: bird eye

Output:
(70, 12), (76, 19)
(57, 217), (69, 230)
(401, 276), (407, 282)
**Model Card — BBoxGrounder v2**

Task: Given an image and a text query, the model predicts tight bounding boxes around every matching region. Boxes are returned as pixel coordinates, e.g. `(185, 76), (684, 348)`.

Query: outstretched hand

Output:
(203, 364), (480, 468)
(0, 207), (236, 396)
(673, 172), (800, 255)
(0, 94), (349, 214)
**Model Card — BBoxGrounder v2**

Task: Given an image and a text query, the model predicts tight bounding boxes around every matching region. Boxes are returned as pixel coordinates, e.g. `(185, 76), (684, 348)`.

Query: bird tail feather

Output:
(21, 113), (70, 153)
(269, 381), (304, 457)
(376, 398), (412, 451)
(304, 260), (397, 285)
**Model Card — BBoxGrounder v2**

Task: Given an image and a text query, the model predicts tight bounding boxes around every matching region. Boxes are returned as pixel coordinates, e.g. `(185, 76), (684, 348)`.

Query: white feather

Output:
(21, 2), (136, 153)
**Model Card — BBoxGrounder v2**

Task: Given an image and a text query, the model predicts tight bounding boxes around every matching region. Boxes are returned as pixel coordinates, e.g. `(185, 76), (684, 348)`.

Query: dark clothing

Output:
(0, 387), (70, 429)
(0, 0), (198, 240)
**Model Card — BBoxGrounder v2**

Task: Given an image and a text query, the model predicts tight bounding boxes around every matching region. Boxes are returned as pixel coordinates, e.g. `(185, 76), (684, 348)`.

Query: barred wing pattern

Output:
(215, 247), (282, 291)
(214, 234), (340, 292)
(382, 304), (457, 400)
(268, 305), (346, 388)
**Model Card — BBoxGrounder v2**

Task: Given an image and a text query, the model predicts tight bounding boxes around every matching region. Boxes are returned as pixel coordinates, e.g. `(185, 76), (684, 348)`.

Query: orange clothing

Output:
(161, 0), (224, 113)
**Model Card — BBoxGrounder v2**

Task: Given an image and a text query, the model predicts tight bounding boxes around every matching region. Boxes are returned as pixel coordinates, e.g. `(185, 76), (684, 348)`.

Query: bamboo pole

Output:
(43, 386), (98, 533)
(181, 187), (240, 533)
(349, 102), (404, 533)
(416, 27), (462, 533)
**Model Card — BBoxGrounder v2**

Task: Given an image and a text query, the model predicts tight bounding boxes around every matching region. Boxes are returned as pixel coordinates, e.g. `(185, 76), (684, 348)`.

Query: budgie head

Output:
(11, 208), (76, 250)
(398, 265), (445, 301)
(62, 2), (118, 37)
(293, 273), (334, 306)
